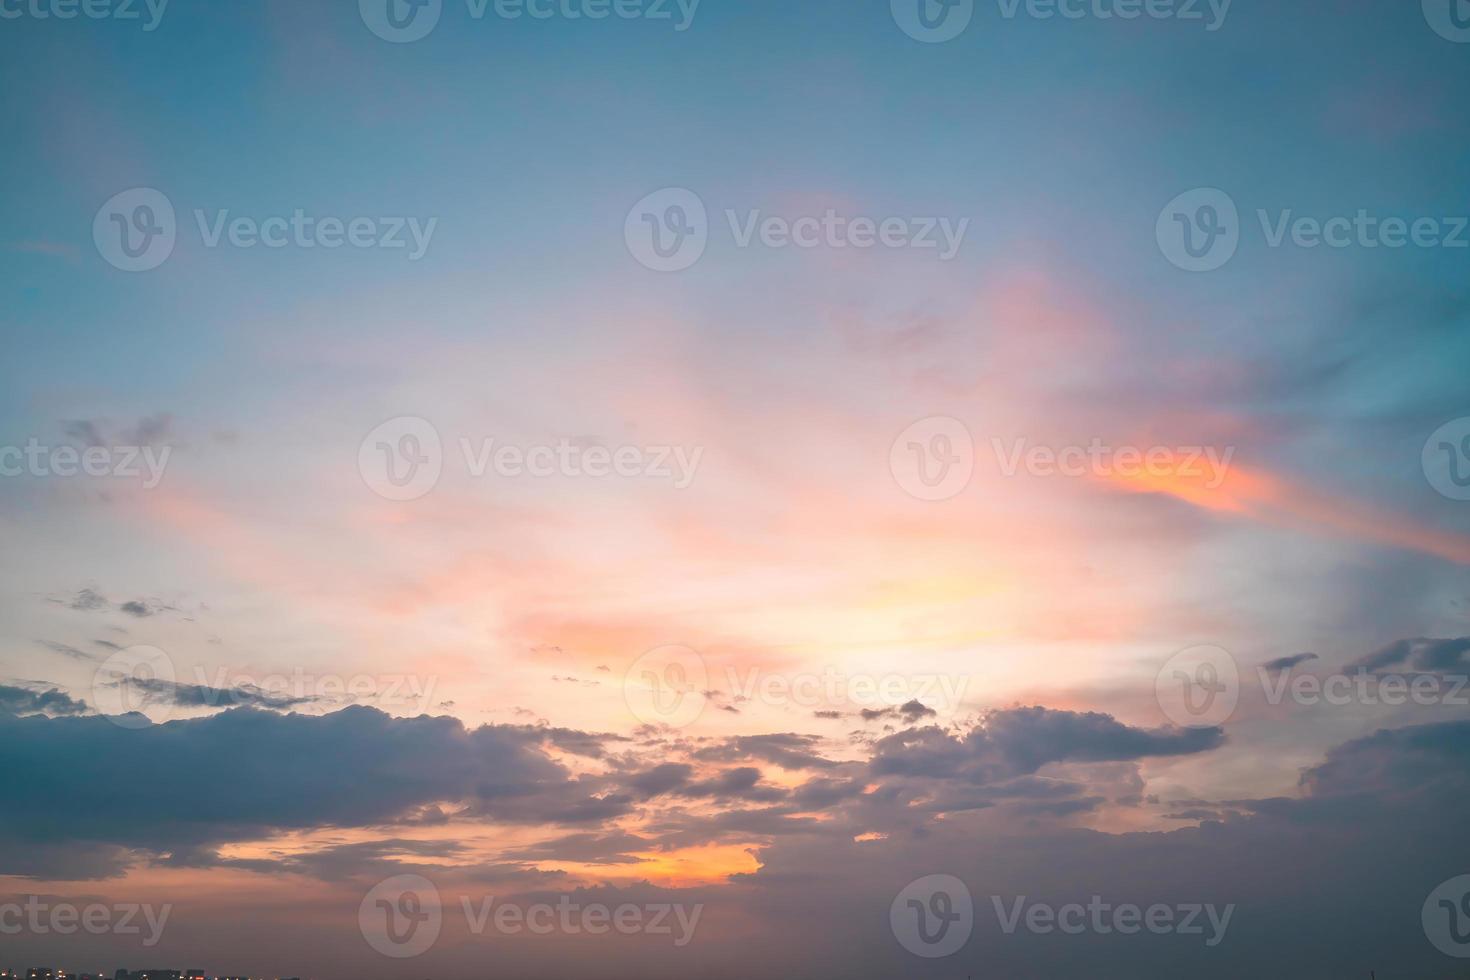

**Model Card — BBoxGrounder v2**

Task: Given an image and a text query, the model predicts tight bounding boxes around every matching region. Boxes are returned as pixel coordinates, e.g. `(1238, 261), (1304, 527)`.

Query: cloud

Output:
(870, 707), (1224, 784)
(703, 719), (1470, 980)
(62, 420), (107, 448)
(59, 414), (173, 449)
(112, 677), (327, 711)
(64, 588), (109, 612)
(0, 705), (604, 878)
(857, 700), (938, 724)
(0, 684), (89, 717)
(500, 832), (654, 866)
(691, 734), (839, 771)
(1260, 652), (1319, 673)
(1348, 636), (1470, 674)
(34, 639), (100, 662)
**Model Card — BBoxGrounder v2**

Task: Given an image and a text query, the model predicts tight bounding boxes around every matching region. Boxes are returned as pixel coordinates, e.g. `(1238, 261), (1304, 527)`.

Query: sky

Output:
(3, 0), (1470, 976)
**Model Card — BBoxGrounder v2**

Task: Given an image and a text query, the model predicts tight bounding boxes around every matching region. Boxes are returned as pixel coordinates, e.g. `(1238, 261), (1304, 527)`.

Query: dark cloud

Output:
(1260, 652), (1319, 673)
(62, 420), (107, 448)
(500, 832), (653, 866)
(691, 733), (838, 771)
(0, 684), (89, 717)
(1349, 636), (1470, 674)
(114, 677), (326, 711)
(870, 707), (1224, 784)
(857, 700), (938, 724)
(66, 588), (109, 612)
(626, 763), (695, 798)
(0, 706), (603, 878)
(61, 414), (172, 449)
(34, 639), (99, 662)
(681, 766), (786, 803)
(509, 724), (625, 759)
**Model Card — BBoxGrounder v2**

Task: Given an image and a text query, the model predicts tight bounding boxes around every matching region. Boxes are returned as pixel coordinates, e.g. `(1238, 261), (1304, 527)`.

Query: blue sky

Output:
(3, 0), (1470, 977)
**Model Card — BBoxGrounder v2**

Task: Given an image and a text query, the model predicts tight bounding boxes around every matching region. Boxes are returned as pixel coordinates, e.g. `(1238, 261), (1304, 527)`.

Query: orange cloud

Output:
(1099, 455), (1470, 565)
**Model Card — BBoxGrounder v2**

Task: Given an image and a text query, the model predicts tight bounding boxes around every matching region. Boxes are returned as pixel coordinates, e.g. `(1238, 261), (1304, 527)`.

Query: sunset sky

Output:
(3, 1), (1470, 977)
